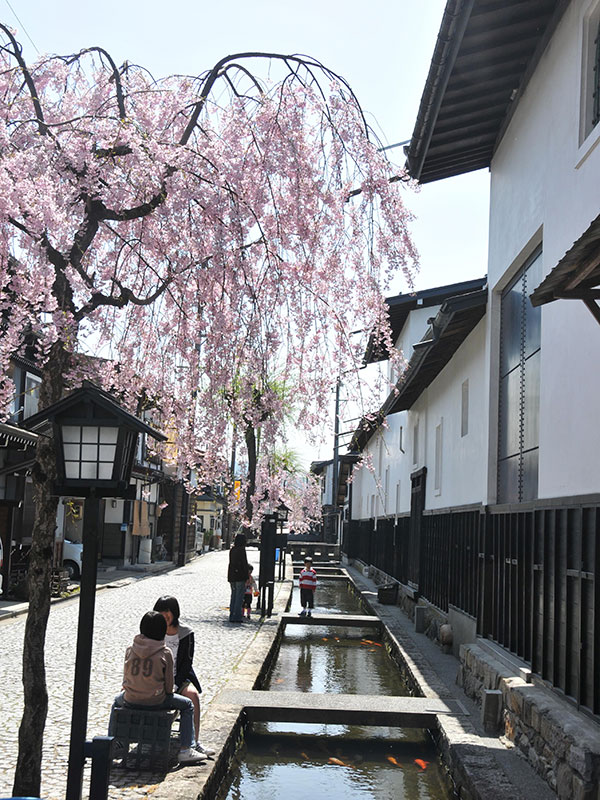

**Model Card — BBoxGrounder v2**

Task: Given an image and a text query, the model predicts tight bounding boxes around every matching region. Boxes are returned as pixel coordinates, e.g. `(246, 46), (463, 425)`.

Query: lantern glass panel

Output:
(100, 427), (119, 443)
(81, 444), (97, 461)
(62, 425), (81, 443)
(63, 444), (80, 460)
(81, 462), (96, 480)
(99, 444), (116, 461)
(65, 462), (80, 480)
(82, 426), (99, 443)
(98, 462), (113, 480)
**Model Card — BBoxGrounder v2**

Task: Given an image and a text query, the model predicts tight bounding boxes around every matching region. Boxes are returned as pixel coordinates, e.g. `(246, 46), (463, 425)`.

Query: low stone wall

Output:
(458, 642), (600, 799)
(357, 560), (450, 651)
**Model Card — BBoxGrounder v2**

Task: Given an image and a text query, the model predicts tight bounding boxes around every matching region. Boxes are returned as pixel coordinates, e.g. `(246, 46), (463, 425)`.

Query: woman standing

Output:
(228, 533), (249, 622)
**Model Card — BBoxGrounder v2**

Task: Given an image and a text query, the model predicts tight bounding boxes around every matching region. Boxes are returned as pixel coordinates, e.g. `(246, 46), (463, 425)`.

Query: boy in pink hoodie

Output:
(108, 611), (204, 765)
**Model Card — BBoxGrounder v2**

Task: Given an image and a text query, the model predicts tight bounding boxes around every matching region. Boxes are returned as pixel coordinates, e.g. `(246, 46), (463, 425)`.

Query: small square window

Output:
(412, 422), (419, 466)
(434, 420), (443, 495)
(461, 379), (469, 437)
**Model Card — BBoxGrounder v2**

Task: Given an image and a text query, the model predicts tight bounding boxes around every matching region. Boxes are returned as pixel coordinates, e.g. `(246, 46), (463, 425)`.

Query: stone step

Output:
(281, 612), (381, 629)
(220, 689), (467, 727)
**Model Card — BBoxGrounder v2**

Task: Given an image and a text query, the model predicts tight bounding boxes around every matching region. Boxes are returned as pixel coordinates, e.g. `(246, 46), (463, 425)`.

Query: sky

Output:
(5, 0), (491, 464)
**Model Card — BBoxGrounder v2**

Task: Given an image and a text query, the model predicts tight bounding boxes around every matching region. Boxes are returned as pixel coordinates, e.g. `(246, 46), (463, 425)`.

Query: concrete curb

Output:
(150, 571), (293, 800)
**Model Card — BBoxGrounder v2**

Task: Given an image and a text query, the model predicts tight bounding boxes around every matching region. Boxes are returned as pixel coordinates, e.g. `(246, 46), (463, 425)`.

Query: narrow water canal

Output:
(216, 579), (453, 799)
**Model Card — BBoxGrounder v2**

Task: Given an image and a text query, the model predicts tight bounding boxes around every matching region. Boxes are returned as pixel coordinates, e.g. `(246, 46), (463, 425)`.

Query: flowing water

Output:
(216, 578), (454, 799)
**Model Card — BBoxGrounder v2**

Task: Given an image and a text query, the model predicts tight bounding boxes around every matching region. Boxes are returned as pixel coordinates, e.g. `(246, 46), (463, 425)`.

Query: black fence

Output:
(345, 497), (600, 720)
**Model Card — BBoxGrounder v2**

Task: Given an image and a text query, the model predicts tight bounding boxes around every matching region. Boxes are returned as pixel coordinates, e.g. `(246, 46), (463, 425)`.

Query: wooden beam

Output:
(563, 247), (600, 291)
(583, 297), (600, 327)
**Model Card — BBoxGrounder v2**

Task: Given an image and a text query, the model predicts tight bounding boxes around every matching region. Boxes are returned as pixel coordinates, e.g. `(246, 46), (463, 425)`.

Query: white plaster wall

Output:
(488, 0), (600, 499)
(351, 319), (488, 517)
(418, 319), (488, 509)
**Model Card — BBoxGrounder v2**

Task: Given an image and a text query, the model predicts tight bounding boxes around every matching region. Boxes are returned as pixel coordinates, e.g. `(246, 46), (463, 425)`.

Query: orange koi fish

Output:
(414, 758), (429, 770)
(274, 678), (284, 684)
(328, 757), (347, 766)
(322, 637), (329, 642)
(300, 752), (309, 760)
(386, 756), (401, 766)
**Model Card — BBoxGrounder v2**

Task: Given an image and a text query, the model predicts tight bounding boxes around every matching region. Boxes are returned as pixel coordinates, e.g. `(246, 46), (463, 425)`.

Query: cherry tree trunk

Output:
(12, 344), (68, 797)
(245, 423), (257, 523)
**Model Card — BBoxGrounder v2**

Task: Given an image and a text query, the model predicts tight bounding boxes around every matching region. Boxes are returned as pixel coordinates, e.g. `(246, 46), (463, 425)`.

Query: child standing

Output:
(108, 611), (205, 765)
(243, 565), (258, 619)
(298, 557), (317, 617)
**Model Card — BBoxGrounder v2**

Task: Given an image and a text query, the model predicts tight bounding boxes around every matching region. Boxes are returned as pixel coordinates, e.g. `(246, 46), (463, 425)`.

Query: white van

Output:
(62, 540), (83, 580)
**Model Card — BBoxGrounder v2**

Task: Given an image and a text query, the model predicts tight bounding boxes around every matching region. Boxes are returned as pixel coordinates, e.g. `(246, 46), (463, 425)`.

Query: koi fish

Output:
(328, 757), (347, 766)
(369, 648), (376, 652)
(414, 758), (429, 770)
(322, 637), (329, 642)
(274, 678), (284, 684)
(386, 756), (401, 766)
(300, 752), (309, 760)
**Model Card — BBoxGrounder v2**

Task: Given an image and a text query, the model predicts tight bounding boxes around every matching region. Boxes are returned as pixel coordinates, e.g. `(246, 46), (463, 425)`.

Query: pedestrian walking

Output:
(228, 533), (249, 622)
(298, 556), (317, 617)
(107, 611), (205, 765)
(153, 595), (215, 757)
(243, 565), (258, 619)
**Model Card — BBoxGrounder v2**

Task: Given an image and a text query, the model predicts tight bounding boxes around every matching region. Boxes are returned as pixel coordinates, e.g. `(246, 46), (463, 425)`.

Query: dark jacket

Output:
(174, 623), (202, 694)
(228, 543), (249, 582)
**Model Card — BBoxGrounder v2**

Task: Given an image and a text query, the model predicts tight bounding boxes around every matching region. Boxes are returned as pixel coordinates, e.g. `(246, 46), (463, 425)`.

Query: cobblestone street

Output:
(0, 549), (263, 800)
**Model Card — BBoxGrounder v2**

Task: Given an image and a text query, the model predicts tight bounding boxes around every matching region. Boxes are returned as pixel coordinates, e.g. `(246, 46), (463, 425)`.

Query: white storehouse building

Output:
(343, 0), (600, 747)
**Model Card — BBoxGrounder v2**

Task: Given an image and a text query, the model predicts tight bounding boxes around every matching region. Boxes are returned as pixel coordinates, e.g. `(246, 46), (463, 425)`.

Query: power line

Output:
(3, 0), (40, 54)
(378, 139), (411, 152)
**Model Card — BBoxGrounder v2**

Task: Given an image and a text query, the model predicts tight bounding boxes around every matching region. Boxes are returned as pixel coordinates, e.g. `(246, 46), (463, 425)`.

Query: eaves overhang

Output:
(405, 0), (568, 184)
(530, 213), (600, 318)
(0, 421), (39, 448)
(336, 453), (359, 506)
(365, 276), (487, 364)
(350, 288), (487, 453)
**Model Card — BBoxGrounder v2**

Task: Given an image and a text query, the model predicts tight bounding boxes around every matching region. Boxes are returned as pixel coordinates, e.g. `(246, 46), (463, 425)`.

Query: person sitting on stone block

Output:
(108, 610), (205, 765)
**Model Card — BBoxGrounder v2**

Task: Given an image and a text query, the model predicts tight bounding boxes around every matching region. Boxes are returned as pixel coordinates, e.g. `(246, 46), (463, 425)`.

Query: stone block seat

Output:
(112, 707), (178, 770)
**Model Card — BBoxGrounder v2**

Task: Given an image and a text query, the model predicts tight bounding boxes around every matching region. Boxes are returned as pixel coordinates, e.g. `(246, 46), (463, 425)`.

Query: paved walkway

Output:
(0, 549), (265, 800)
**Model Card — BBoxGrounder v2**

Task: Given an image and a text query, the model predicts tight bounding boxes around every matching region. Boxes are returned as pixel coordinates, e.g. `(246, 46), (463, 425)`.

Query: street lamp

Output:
(275, 502), (289, 581)
(25, 383), (166, 800)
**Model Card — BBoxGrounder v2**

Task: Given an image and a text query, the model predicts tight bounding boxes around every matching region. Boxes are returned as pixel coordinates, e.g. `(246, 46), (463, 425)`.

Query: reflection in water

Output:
(217, 736), (451, 800)
(217, 579), (453, 799)
(296, 643), (312, 693)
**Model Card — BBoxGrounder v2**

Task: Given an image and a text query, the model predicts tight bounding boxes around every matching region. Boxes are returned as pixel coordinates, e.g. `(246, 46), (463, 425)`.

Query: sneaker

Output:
(178, 747), (206, 764)
(299, 609), (307, 617)
(195, 742), (216, 757)
(307, 610), (312, 617)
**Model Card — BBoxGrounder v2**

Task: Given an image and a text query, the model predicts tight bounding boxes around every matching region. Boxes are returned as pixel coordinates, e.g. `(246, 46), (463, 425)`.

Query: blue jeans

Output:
(108, 691), (195, 749)
(229, 581), (246, 621)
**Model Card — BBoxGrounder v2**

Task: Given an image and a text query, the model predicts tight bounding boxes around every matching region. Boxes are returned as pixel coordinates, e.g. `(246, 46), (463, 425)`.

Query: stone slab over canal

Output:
(280, 612), (382, 629)
(220, 689), (467, 728)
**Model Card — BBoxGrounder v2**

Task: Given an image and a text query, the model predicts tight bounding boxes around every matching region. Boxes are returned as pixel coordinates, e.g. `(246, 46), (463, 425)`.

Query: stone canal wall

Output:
(458, 642), (600, 800)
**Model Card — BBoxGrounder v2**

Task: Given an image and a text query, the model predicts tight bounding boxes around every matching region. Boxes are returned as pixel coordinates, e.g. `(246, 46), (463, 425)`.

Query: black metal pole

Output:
(86, 736), (113, 800)
(66, 491), (101, 800)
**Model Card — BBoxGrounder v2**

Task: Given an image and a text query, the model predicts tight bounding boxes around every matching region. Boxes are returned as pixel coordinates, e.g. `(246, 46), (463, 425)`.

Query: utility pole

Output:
(332, 375), (341, 544)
